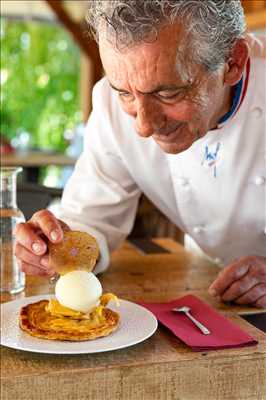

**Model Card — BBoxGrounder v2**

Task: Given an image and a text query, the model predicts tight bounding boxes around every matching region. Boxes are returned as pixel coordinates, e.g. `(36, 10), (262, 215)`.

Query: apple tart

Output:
(19, 294), (120, 341)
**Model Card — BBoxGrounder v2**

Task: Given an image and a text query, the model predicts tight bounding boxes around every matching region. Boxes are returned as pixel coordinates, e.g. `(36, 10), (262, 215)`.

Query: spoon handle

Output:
(185, 311), (211, 335)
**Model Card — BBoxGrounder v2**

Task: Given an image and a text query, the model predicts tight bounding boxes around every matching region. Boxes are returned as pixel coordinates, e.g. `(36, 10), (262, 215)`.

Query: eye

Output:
(118, 91), (134, 101)
(156, 91), (182, 100)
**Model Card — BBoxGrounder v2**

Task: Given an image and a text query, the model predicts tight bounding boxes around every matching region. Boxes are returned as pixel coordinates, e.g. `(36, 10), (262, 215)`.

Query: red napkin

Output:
(139, 295), (258, 351)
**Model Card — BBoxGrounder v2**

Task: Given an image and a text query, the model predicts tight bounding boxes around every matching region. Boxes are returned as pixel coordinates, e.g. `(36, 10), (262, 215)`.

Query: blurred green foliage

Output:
(0, 18), (82, 152)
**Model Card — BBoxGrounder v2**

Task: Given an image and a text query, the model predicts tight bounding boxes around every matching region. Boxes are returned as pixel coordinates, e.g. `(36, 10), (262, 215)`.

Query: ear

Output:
(224, 39), (250, 86)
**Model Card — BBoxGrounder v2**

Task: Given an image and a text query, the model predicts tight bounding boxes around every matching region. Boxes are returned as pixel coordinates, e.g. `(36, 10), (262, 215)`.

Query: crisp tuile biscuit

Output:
(48, 230), (99, 275)
(19, 300), (119, 341)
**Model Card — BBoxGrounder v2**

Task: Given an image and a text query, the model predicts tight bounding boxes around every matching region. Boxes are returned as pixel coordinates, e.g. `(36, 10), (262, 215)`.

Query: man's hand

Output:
(15, 210), (70, 277)
(208, 256), (266, 308)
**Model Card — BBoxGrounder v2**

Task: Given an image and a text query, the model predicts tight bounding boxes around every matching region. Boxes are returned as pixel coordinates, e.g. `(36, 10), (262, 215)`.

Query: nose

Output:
(135, 98), (165, 138)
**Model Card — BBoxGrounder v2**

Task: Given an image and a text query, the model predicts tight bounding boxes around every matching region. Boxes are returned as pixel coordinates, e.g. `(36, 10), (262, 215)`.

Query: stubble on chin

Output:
(154, 125), (205, 154)
(195, 129), (202, 141)
(156, 140), (193, 155)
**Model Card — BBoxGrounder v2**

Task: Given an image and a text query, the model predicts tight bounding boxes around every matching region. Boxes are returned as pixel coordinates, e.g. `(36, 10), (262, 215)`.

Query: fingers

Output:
(15, 209), (65, 254)
(15, 209), (66, 277)
(254, 295), (266, 308)
(30, 210), (64, 243)
(15, 243), (48, 269)
(234, 283), (266, 305)
(208, 262), (250, 297)
(220, 273), (258, 302)
(15, 243), (56, 276)
(20, 261), (55, 277)
(15, 222), (47, 255)
(208, 255), (266, 308)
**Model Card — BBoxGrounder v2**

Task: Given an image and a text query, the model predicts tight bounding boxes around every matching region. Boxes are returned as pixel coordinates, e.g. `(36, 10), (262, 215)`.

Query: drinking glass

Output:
(0, 167), (25, 294)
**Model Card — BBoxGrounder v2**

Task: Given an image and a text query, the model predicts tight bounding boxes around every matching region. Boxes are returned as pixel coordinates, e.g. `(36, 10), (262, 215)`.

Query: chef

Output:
(15, 0), (266, 307)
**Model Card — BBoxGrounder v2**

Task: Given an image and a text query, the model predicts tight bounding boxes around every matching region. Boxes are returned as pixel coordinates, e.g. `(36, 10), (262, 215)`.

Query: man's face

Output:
(99, 23), (230, 154)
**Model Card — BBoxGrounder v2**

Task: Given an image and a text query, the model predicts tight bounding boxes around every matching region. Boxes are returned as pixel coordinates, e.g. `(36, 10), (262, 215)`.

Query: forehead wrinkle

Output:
(126, 46), (158, 92)
(100, 22), (198, 95)
(124, 47), (181, 94)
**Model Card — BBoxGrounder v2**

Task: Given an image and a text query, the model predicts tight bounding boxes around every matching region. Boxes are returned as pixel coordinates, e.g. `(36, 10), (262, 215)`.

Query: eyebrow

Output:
(108, 81), (187, 94)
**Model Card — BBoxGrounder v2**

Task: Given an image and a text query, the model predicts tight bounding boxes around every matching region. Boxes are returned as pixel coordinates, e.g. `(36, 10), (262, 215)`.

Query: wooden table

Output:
(1, 239), (266, 400)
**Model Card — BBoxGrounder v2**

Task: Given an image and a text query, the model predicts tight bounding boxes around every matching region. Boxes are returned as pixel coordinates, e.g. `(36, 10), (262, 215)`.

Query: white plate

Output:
(0, 295), (158, 354)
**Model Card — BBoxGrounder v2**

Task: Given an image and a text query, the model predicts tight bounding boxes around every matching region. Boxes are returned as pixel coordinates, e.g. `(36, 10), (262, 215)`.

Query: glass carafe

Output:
(0, 167), (25, 294)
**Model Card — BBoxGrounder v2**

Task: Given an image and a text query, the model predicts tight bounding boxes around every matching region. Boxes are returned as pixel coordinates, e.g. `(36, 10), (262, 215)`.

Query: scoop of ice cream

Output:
(55, 271), (102, 313)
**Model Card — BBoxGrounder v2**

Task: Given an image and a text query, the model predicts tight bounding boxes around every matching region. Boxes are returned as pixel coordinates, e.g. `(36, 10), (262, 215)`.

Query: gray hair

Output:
(87, 0), (246, 72)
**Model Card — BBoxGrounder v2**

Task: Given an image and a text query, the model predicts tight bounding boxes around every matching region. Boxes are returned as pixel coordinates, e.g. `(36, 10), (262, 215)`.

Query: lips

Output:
(153, 123), (184, 143)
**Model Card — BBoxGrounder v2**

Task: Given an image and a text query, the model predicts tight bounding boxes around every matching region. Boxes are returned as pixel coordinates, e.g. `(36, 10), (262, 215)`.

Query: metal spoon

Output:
(172, 306), (211, 335)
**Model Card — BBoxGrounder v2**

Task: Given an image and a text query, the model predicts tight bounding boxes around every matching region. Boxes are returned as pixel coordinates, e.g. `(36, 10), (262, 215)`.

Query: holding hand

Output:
(208, 255), (266, 308)
(15, 210), (69, 277)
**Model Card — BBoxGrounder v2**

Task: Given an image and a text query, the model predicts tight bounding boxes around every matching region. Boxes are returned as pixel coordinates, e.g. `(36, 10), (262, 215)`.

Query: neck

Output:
(210, 85), (234, 130)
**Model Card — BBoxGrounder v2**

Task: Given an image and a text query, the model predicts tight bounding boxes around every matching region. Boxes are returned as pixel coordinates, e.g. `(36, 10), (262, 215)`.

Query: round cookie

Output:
(48, 230), (99, 275)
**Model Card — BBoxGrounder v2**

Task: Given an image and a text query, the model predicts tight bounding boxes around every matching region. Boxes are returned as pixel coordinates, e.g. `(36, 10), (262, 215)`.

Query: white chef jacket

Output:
(59, 34), (266, 274)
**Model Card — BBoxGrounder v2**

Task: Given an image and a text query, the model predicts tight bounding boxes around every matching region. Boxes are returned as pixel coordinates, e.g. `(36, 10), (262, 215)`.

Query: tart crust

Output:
(19, 300), (119, 341)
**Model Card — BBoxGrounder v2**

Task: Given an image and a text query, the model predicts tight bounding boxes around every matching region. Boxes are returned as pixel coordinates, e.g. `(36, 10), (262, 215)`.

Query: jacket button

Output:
(252, 107), (263, 119)
(193, 226), (204, 234)
(254, 176), (265, 186)
(178, 177), (189, 187)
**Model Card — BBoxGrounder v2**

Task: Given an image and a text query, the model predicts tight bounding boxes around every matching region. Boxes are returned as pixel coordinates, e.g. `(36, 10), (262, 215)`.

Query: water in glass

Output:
(0, 167), (25, 294)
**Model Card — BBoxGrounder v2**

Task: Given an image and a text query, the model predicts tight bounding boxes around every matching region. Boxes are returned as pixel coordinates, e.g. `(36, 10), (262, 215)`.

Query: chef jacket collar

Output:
(215, 58), (250, 130)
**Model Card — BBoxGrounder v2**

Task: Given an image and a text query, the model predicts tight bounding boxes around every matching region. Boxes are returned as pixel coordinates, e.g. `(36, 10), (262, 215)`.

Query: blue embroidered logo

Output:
(201, 142), (221, 177)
